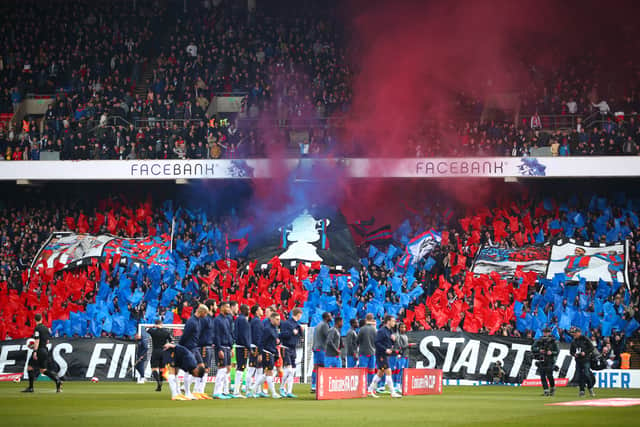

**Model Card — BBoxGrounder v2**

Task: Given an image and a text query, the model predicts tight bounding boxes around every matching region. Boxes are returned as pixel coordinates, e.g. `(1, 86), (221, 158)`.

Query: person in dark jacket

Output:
(279, 307), (303, 397)
(368, 315), (401, 398)
(213, 301), (233, 399)
(232, 304), (251, 398)
(570, 328), (595, 397)
(247, 305), (264, 396)
(252, 311), (281, 399)
(532, 327), (559, 396)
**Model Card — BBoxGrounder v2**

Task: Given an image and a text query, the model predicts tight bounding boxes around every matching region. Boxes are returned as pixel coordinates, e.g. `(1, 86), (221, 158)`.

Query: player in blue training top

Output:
(253, 311), (282, 399)
(212, 301), (234, 399)
(247, 305), (265, 397)
(279, 307), (304, 398)
(162, 343), (206, 401)
(368, 315), (401, 398)
(178, 304), (208, 400)
(232, 304), (252, 398)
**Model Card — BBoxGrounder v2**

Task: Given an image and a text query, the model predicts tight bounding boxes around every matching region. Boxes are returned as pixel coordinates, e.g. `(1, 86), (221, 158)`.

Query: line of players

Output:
(146, 299), (304, 400)
(311, 312), (410, 399)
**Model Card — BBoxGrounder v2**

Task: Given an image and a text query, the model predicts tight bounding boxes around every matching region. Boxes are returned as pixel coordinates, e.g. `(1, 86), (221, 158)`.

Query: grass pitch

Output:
(1, 382), (639, 427)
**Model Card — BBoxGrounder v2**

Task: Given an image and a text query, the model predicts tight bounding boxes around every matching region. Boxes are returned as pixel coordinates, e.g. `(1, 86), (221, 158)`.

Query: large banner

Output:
(0, 338), (137, 381)
(31, 233), (112, 270)
(472, 245), (550, 279)
(407, 331), (577, 384)
(546, 240), (627, 283)
(31, 233), (171, 273)
(247, 207), (359, 268)
(405, 229), (441, 265)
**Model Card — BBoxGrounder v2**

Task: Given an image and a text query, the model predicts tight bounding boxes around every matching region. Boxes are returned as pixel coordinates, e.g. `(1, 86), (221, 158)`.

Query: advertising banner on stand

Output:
(0, 338), (137, 381)
(316, 367), (367, 400)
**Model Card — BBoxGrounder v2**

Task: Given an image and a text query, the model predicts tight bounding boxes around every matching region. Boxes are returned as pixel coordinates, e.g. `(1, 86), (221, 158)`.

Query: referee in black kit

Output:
(22, 314), (63, 393)
(146, 319), (173, 391)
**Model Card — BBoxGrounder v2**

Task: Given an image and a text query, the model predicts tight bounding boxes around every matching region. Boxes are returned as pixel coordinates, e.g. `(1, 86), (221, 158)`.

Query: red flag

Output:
(202, 269), (220, 286)
(471, 216), (482, 231)
(459, 218), (470, 232)
(65, 216), (76, 231)
(508, 216), (519, 233)
(107, 211), (117, 234)
(78, 213), (89, 234)
(441, 231), (449, 247)
(404, 310), (415, 329)
(493, 220), (508, 242)
(93, 213), (105, 234)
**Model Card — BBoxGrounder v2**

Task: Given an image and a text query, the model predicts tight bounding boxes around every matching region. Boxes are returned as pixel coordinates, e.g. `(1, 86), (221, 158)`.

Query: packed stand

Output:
(0, 0), (165, 160)
(0, 185), (638, 371)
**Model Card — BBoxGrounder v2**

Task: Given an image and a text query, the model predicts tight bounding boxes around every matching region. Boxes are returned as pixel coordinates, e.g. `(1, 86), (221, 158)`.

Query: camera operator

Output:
(532, 327), (559, 396)
(570, 327), (595, 397)
(489, 361), (505, 384)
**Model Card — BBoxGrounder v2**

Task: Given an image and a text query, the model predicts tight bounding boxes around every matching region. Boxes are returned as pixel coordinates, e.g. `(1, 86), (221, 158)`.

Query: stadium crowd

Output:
(1, 184), (639, 368)
(2, 1), (640, 160)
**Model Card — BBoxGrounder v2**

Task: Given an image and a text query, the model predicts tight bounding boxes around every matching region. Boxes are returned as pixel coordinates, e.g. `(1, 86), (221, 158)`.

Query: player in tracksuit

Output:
(368, 315), (401, 398)
(358, 314), (377, 385)
(193, 299), (216, 398)
(279, 307), (303, 398)
(178, 305), (208, 400)
(162, 344), (206, 400)
(344, 319), (359, 368)
(213, 301), (234, 399)
(247, 305), (265, 397)
(253, 312), (282, 399)
(324, 317), (343, 368)
(233, 304), (252, 398)
(311, 312), (332, 392)
(392, 323), (409, 392)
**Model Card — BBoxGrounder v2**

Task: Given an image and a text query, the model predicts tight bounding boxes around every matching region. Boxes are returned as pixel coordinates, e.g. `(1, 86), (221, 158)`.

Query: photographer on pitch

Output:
(532, 327), (559, 396)
(570, 327), (595, 397)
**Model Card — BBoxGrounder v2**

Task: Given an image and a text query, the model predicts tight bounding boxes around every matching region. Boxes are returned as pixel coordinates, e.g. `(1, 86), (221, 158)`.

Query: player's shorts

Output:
(389, 356), (397, 371)
(190, 347), (204, 365)
(249, 346), (261, 368)
(235, 346), (250, 371)
(150, 349), (165, 369)
(262, 350), (278, 370)
(28, 348), (49, 371)
(376, 353), (390, 371)
(282, 347), (296, 369)
(358, 355), (376, 372)
(201, 346), (215, 369)
(324, 356), (342, 368)
(313, 349), (325, 366)
(346, 356), (358, 368)
(180, 352), (198, 374)
(164, 349), (198, 374)
(217, 347), (231, 368)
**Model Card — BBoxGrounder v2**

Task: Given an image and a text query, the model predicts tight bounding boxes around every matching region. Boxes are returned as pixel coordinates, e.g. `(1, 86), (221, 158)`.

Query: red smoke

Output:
(336, 0), (638, 220)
